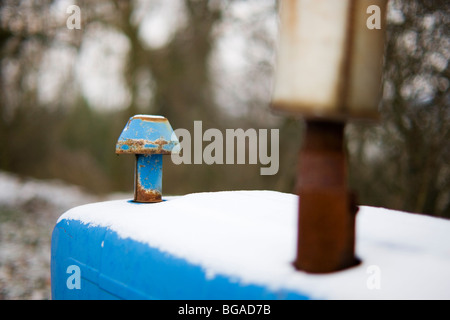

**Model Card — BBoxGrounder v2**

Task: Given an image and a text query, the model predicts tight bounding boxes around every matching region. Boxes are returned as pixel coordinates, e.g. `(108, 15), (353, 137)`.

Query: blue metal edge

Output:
(51, 218), (310, 300)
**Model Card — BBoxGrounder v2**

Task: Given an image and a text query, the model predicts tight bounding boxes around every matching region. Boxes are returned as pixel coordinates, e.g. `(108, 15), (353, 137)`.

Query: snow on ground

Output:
(0, 171), (98, 211)
(0, 171), (101, 299)
(59, 191), (450, 300)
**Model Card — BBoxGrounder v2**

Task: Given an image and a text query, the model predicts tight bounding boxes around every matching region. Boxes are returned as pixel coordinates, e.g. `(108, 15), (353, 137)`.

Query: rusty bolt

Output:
(115, 115), (179, 203)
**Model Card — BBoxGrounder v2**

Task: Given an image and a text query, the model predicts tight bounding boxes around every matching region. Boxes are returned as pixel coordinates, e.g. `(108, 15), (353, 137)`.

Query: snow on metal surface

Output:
(58, 190), (450, 299)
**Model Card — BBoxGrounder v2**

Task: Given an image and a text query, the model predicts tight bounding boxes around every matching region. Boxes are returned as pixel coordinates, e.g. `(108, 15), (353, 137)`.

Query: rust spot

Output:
(285, 0), (298, 35)
(116, 138), (172, 155)
(134, 182), (162, 203)
(133, 115), (167, 122)
(336, 0), (357, 112)
(153, 138), (168, 146)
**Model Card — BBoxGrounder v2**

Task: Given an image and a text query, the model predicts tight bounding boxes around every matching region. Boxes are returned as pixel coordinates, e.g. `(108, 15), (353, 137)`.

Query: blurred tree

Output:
(348, 0), (450, 218)
(0, 0), (56, 174)
(0, 0), (288, 196)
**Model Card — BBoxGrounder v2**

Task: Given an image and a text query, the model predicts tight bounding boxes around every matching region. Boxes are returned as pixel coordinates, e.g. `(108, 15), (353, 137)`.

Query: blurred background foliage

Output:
(0, 0), (449, 218)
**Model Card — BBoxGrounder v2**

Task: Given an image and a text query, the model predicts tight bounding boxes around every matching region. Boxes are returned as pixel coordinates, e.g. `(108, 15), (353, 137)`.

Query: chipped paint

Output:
(116, 138), (176, 155)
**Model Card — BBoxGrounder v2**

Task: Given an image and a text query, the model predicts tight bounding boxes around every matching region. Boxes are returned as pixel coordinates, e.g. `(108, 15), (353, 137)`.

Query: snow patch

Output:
(0, 171), (96, 211)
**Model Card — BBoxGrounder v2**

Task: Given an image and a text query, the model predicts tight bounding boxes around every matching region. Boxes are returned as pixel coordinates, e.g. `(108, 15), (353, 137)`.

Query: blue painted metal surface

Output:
(135, 154), (163, 199)
(115, 115), (179, 155)
(115, 115), (179, 202)
(51, 218), (310, 300)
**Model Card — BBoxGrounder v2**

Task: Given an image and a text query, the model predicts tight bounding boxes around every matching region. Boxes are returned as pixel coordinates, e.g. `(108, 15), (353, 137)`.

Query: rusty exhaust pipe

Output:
(295, 120), (359, 273)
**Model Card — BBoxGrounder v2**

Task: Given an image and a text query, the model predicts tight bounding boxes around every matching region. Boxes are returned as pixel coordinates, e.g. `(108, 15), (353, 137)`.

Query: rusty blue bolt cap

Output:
(115, 115), (179, 155)
(115, 115), (179, 203)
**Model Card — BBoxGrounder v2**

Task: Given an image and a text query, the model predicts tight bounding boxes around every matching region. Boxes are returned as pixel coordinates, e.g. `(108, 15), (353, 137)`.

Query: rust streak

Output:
(116, 138), (172, 155)
(336, 0), (357, 113)
(285, 0), (298, 35)
(153, 138), (168, 146)
(134, 181), (162, 203)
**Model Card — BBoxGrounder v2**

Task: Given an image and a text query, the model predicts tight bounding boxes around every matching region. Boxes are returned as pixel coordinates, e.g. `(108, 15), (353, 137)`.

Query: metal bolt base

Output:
(295, 189), (360, 273)
(134, 154), (163, 203)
